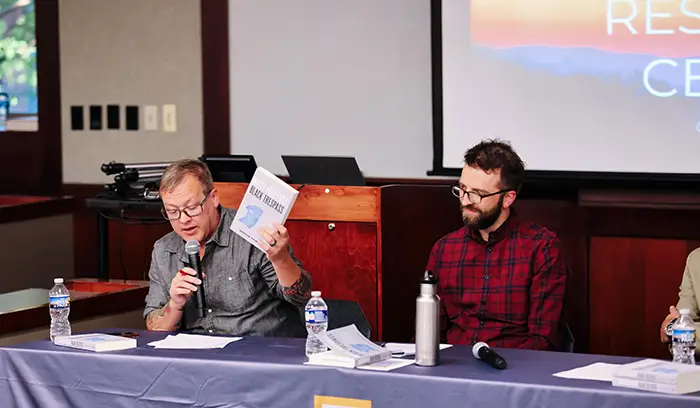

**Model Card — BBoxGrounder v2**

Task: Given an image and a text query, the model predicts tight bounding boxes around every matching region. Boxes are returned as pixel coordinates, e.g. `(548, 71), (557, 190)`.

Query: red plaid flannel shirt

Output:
(425, 211), (567, 350)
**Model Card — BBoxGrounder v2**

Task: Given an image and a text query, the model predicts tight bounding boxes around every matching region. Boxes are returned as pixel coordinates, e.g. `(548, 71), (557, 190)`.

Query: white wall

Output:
(229, 0), (433, 179)
(60, 0), (204, 184)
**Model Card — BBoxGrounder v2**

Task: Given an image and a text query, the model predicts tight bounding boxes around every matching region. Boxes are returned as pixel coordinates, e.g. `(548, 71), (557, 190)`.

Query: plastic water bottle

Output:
(49, 278), (71, 342)
(0, 92), (9, 130)
(672, 308), (696, 365)
(304, 291), (328, 357)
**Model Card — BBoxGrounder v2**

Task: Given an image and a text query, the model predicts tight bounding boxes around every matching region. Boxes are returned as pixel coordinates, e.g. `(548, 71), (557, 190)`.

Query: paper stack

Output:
(552, 362), (622, 382)
(612, 358), (700, 394)
(147, 333), (242, 349)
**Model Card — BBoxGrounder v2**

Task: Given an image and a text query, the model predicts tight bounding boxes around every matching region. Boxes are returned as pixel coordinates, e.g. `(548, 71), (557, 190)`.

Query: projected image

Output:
(0, 0), (37, 131)
(441, 0), (700, 173)
(472, 0), (699, 106)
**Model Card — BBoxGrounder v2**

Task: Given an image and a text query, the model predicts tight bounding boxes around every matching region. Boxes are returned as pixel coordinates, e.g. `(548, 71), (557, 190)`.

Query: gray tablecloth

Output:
(0, 330), (699, 408)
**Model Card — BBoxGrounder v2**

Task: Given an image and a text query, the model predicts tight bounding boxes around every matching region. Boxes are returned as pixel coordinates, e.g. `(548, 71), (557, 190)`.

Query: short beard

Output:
(461, 196), (504, 230)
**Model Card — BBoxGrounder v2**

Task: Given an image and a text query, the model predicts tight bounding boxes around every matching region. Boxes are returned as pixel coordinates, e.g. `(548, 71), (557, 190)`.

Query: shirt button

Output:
(207, 309), (212, 314)
(486, 247), (492, 252)
(485, 275), (490, 280)
(479, 321), (484, 326)
(208, 329), (213, 333)
(228, 277), (232, 281)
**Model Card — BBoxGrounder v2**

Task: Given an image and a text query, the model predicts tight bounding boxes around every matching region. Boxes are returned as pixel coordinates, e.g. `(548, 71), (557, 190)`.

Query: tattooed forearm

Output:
(145, 302), (182, 331)
(146, 307), (165, 325)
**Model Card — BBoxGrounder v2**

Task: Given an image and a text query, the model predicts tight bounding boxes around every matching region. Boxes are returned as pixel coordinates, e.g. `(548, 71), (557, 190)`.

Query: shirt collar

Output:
(207, 205), (233, 248)
(465, 207), (519, 245)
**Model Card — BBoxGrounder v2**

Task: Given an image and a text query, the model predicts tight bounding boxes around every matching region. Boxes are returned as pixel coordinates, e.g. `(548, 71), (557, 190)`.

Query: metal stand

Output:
(97, 212), (109, 280)
(86, 196), (164, 280)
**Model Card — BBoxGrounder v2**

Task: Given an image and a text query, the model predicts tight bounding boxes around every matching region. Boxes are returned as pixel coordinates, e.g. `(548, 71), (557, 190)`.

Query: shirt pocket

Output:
(208, 267), (257, 313)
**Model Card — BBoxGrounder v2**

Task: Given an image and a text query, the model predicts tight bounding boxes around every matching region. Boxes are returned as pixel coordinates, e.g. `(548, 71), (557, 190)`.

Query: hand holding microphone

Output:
(185, 240), (207, 318)
(472, 342), (508, 370)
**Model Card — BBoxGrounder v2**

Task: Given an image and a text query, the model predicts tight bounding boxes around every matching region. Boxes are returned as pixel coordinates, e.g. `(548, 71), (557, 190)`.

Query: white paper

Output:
(357, 358), (416, 372)
(552, 362), (621, 382)
(147, 334), (242, 349)
(383, 342), (453, 358)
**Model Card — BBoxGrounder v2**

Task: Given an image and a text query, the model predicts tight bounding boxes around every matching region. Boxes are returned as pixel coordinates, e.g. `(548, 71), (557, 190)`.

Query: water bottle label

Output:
(305, 309), (328, 324)
(672, 328), (696, 345)
(49, 295), (70, 309)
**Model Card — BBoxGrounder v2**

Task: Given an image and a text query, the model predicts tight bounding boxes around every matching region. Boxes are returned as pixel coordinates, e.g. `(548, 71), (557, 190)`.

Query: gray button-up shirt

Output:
(144, 206), (312, 337)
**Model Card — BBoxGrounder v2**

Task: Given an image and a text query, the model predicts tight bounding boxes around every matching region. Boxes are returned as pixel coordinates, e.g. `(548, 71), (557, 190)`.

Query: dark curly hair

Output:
(463, 139), (525, 192)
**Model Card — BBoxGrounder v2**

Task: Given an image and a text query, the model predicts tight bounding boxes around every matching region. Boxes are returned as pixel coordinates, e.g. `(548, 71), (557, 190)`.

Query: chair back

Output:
(302, 299), (372, 339)
(562, 323), (575, 353)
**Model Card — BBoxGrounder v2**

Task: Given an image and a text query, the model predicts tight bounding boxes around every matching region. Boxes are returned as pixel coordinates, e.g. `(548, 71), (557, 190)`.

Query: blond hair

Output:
(159, 159), (214, 194)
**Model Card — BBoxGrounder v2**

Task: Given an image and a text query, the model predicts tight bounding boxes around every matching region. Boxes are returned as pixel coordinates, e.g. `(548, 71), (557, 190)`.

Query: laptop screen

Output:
(281, 156), (365, 186)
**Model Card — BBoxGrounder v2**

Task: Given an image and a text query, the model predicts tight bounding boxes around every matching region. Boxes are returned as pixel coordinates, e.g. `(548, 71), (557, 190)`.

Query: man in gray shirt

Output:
(144, 159), (312, 337)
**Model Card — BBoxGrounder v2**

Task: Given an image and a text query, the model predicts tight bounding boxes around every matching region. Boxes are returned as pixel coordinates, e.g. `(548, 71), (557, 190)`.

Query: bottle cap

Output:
(679, 308), (690, 315)
(54, 278), (64, 284)
(311, 291), (321, 297)
(421, 270), (437, 284)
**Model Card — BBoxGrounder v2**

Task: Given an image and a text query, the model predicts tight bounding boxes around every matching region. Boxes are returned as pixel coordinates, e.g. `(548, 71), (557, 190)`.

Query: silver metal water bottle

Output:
(415, 270), (440, 366)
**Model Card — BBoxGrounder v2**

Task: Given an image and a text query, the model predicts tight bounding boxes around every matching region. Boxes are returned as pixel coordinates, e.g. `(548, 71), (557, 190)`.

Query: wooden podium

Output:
(216, 182), (462, 341)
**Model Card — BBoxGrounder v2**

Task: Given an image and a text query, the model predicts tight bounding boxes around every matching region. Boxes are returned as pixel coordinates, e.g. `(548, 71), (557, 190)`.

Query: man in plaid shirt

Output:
(426, 140), (567, 350)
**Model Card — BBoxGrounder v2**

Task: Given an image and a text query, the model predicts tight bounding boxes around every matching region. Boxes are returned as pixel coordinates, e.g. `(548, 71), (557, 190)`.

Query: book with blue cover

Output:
(229, 167), (299, 251)
(53, 333), (137, 352)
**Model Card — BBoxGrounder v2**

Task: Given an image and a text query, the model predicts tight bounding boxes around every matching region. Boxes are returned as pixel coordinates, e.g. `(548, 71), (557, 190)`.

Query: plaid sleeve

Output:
(426, 240), (451, 342)
(519, 237), (568, 350)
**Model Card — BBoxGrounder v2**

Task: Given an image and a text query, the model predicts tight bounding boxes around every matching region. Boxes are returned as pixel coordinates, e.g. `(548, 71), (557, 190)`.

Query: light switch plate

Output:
(144, 105), (158, 131)
(162, 104), (177, 132)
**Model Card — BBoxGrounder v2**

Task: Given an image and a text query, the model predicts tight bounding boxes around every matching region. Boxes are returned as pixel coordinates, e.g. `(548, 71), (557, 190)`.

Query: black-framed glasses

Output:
(161, 190), (212, 221)
(451, 185), (512, 204)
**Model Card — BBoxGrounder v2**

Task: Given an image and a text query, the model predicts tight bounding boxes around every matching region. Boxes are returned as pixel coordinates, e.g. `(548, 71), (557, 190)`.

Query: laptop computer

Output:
(281, 155), (365, 186)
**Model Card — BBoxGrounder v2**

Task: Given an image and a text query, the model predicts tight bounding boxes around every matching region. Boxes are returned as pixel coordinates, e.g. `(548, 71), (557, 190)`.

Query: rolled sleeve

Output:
(143, 247), (170, 319)
(259, 246), (312, 308)
(281, 268), (312, 306)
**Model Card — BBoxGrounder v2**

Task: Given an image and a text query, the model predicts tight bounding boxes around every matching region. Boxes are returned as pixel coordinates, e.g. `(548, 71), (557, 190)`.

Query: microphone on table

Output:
(472, 342), (507, 370)
(185, 240), (207, 318)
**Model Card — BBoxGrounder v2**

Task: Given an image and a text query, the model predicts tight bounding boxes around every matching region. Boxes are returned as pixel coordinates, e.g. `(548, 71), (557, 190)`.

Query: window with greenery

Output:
(0, 0), (36, 115)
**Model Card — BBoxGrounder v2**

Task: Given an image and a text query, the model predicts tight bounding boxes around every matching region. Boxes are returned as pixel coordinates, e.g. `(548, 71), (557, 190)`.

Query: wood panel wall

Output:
(589, 237), (700, 359)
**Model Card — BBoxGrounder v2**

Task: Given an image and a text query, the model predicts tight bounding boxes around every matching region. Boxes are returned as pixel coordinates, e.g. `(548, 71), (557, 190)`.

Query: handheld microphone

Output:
(184, 240), (207, 318)
(472, 342), (507, 370)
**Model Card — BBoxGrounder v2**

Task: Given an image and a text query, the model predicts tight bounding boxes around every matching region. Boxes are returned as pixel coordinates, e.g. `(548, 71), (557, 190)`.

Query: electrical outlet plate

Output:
(144, 105), (158, 131)
(162, 104), (177, 132)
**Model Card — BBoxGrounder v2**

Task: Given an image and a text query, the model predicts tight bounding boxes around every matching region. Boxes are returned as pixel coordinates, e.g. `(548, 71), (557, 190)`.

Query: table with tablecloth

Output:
(0, 330), (698, 408)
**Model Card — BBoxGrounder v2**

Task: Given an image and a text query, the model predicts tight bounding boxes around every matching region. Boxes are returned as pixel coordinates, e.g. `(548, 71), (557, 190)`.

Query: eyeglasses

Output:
(451, 185), (512, 204)
(161, 190), (212, 221)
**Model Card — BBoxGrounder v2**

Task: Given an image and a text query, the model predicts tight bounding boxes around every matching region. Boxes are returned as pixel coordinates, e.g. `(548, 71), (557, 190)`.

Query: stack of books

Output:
(306, 324), (392, 368)
(612, 359), (700, 394)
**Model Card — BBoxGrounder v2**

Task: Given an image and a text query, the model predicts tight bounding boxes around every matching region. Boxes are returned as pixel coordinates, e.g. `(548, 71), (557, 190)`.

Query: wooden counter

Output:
(0, 279), (149, 345)
(0, 195), (74, 224)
